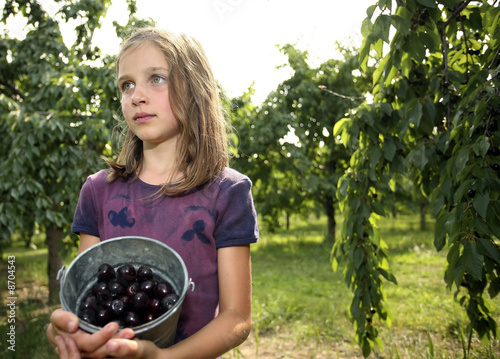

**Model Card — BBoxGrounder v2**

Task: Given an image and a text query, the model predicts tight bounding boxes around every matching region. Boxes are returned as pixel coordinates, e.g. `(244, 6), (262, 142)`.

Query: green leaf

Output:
(454, 148), (470, 175)
(373, 14), (392, 43)
(371, 201), (386, 216)
(472, 192), (489, 219)
(391, 15), (411, 35)
(416, 0), (437, 8)
(445, 242), (461, 286)
(486, 209), (500, 239)
(473, 137), (490, 158)
(476, 238), (500, 264)
(361, 17), (374, 38)
(409, 39), (426, 63)
(354, 246), (364, 269)
(408, 102), (423, 127)
(383, 138), (396, 161)
(379, 267), (397, 284)
(463, 242), (484, 280)
(418, 32), (436, 53)
(333, 117), (349, 137)
(366, 5), (378, 20)
(350, 295), (361, 318)
(407, 144), (428, 170)
(362, 337), (372, 358)
(360, 34), (376, 72)
(423, 98), (436, 123)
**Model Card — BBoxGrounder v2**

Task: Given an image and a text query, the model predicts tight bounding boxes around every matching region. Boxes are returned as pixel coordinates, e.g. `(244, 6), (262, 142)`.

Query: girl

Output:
(46, 27), (259, 359)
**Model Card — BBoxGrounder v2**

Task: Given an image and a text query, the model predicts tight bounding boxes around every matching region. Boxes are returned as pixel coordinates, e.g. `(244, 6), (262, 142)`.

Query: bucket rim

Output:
(59, 235), (190, 334)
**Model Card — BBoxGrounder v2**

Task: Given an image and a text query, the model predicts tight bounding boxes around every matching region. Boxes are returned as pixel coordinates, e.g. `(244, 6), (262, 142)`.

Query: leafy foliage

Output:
(0, 0), (137, 301)
(230, 44), (370, 240)
(334, 0), (500, 356)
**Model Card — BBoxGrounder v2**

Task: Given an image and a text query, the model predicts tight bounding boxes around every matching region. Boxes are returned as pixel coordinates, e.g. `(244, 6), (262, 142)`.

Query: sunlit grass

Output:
(1, 211), (499, 358)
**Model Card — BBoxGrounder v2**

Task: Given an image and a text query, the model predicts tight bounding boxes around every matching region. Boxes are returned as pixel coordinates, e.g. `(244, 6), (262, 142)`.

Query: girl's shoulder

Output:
(84, 169), (128, 189)
(212, 167), (253, 188)
(219, 167), (249, 180)
(86, 169), (113, 184)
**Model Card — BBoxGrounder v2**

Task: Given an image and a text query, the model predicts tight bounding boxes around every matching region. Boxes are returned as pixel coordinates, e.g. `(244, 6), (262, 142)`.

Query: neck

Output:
(139, 141), (182, 185)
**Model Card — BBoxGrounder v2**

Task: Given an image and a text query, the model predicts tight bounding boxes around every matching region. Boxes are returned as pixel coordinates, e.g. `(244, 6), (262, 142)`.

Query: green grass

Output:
(1, 212), (499, 358)
(248, 213), (500, 358)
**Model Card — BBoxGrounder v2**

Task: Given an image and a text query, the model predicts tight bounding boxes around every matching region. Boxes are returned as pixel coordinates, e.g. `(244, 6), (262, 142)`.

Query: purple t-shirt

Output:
(71, 167), (259, 342)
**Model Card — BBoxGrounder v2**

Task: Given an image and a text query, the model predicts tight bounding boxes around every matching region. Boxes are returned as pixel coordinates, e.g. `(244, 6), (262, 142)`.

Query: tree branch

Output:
(0, 78), (25, 101)
(318, 85), (365, 101)
(488, 46), (500, 70)
(443, 0), (473, 27)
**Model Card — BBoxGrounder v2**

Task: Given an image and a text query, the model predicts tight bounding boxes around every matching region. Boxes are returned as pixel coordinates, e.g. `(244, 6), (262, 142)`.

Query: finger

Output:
(78, 328), (135, 358)
(78, 322), (120, 354)
(104, 338), (148, 358)
(113, 328), (135, 340)
(50, 309), (79, 334)
(65, 337), (82, 359)
(55, 336), (70, 359)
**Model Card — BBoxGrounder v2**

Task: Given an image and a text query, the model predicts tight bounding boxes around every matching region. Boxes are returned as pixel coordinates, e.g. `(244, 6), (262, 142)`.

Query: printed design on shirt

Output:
(181, 220), (210, 244)
(108, 207), (136, 228)
(186, 205), (216, 221)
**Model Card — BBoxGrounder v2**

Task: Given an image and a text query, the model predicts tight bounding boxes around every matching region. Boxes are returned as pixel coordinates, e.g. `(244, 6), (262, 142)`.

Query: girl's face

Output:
(118, 42), (180, 149)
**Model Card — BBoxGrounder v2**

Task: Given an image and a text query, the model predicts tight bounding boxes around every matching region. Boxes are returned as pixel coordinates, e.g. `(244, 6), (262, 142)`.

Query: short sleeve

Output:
(214, 176), (259, 248)
(71, 176), (100, 237)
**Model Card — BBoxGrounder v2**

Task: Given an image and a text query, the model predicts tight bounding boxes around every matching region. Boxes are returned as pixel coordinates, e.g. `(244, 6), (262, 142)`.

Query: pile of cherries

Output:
(78, 263), (179, 328)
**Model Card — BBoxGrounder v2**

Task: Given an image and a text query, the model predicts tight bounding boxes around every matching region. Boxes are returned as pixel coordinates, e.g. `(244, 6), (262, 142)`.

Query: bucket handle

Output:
(57, 265), (66, 281)
(189, 278), (195, 292)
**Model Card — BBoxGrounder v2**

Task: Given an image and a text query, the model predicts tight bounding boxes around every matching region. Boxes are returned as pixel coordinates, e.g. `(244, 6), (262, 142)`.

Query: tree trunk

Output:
(286, 211), (290, 230)
(420, 202), (427, 231)
(46, 225), (64, 304)
(324, 195), (336, 244)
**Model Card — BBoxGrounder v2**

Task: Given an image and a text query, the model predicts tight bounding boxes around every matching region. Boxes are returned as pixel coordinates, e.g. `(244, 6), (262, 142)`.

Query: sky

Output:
(2, 0), (377, 103)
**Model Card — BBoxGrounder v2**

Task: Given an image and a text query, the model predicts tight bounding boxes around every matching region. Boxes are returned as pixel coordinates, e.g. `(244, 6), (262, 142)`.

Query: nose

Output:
(131, 85), (148, 106)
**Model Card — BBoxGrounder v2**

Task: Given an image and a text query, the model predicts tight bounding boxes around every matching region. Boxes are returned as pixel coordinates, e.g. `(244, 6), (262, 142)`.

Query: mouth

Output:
(133, 112), (156, 123)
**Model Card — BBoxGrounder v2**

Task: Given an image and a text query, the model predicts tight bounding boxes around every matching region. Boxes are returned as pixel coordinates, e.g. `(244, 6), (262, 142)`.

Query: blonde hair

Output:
(105, 27), (230, 196)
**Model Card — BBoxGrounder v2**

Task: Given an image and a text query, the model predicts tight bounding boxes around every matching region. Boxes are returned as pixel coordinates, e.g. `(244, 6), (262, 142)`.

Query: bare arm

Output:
(103, 244), (253, 359)
(78, 233), (100, 254)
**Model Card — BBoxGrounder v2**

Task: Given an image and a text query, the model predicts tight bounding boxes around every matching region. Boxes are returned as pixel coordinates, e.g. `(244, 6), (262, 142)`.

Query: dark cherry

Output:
(155, 282), (172, 298)
(148, 298), (161, 312)
(96, 308), (111, 326)
(79, 309), (96, 325)
(96, 289), (112, 305)
(143, 311), (158, 323)
(108, 280), (125, 296)
(136, 265), (153, 281)
(126, 282), (140, 297)
(78, 262), (178, 328)
(132, 292), (149, 311)
(117, 264), (136, 282)
(80, 295), (99, 312)
(92, 281), (108, 295)
(492, 163), (500, 171)
(124, 311), (141, 327)
(97, 263), (115, 282)
(161, 294), (179, 311)
(140, 280), (155, 295)
(110, 299), (126, 317)
(117, 295), (131, 308)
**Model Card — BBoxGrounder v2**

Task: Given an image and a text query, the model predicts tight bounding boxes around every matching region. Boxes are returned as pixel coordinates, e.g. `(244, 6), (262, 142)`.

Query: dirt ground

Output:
(223, 331), (364, 359)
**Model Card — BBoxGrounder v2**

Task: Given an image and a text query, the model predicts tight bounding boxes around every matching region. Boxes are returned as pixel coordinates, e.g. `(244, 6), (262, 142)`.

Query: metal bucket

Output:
(58, 236), (193, 348)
